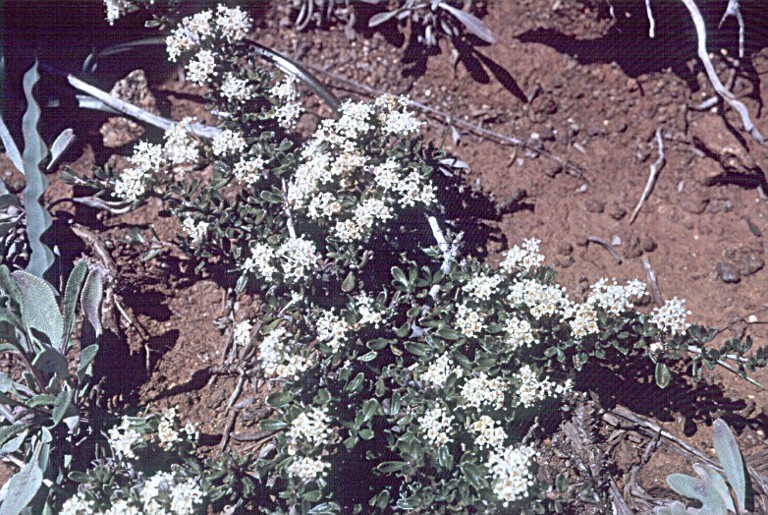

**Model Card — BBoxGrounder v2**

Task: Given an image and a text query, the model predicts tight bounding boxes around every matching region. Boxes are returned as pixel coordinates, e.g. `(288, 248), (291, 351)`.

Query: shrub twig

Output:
(629, 128), (665, 224)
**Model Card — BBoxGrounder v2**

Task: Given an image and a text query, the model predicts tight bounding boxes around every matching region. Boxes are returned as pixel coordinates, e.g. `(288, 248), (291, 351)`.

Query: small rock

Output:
(543, 163), (563, 178)
(584, 198), (605, 214)
(622, 235), (643, 259)
(716, 262), (741, 283)
(726, 247), (765, 277)
(556, 256), (575, 268)
(531, 94), (558, 115)
(680, 197), (709, 214)
(557, 242), (573, 256)
(706, 198), (733, 214)
(608, 202), (627, 220)
(641, 235), (657, 253)
(611, 235), (622, 246)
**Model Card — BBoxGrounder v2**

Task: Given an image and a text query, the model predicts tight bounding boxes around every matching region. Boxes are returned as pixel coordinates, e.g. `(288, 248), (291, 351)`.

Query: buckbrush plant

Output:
(35, 1), (768, 513)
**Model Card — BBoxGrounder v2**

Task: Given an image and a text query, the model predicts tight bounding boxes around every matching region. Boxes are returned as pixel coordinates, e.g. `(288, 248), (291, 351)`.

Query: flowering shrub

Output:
(64, 3), (768, 514)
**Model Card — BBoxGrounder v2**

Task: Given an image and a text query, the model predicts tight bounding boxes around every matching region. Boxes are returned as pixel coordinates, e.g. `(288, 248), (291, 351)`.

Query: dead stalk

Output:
(629, 128), (665, 224)
(586, 235), (622, 264)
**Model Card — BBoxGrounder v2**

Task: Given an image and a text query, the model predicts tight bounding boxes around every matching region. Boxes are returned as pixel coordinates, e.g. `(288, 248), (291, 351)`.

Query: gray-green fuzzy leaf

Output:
(52, 389), (74, 427)
(0, 444), (43, 515)
(76, 344), (98, 383)
(11, 270), (62, 350)
(61, 261), (88, 352)
(80, 268), (103, 337)
(0, 114), (22, 175)
(21, 62), (53, 279)
(46, 129), (74, 171)
(713, 418), (747, 512)
(667, 473), (727, 514)
(437, 3), (497, 44)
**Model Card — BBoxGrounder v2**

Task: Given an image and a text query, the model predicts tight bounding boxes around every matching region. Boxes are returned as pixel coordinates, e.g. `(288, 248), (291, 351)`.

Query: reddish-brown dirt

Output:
(6, 0), (768, 510)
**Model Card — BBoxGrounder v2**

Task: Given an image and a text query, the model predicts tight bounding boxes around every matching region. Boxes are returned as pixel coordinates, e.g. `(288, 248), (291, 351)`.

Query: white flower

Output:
(421, 353), (463, 388)
(287, 406), (334, 450)
(104, 499), (142, 515)
(354, 293), (384, 327)
(104, 0), (131, 25)
(259, 327), (311, 379)
(108, 417), (142, 459)
(463, 273), (503, 302)
(419, 405), (454, 447)
(335, 100), (374, 139)
(307, 192), (342, 220)
(62, 492), (95, 515)
(504, 317), (536, 350)
(181, 217), (209, 245)
(166, 28), (195, 61)
(270, 78), (303, 129)
(186, 49), (217, 86)
(455, 303), (485, 338)
(376, 95), (422, 135)
(487, 444), (537, 506)
(500, 238), (544, 274)
(157, 409), (182, 450)
(140, 471), (175, 514)
(114, 166), (147, 202)
(164, 118), (199, 165)
(650, 297), (691, 334)
(169, 478), (205, 515)
(243, 242), (277, 280)
(215, 4), (252, 42)
(277, 236), (319, 281)
(234, 320), (253, 347)
(185, 10), (214, 40)
(461, 373), (507, 410)
(587, 278), (646, 315)
(233, 156), (265, 184)
(469, 415), (506, 450)
(211, 129), (246, 157)
(287, 456), (331, 481)
(512, 365), (572, 409)
(507, 279), (569, 319)
(316, 310), (349, 352)
(130, 141), (164, 171)
(395, 171), (436, 207)
(221, 72), (253, 103)
(565, 302), (599, 339)
(372, 159), (400, 191)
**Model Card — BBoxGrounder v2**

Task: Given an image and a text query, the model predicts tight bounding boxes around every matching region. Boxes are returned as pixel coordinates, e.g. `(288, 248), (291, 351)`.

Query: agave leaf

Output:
(667, 473), (728, 514)
(437, 3), (497, 44)
(713, 418), (747, 512)
(0, 114), (22, 176)
(20, 62), (53, 279)
(369, 9), (400, 27)
(74, 95), (121, 114)
(80, 268), (103, 337)
(61, 261), (88, 352)
(46, 128), (74, 171)
(693, 463), (735, 512)
(10, 270), (62, 351)
(0, 442), (43, 515)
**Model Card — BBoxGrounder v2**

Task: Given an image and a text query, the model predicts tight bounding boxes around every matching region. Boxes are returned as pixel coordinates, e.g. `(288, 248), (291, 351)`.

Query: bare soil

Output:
(7, 0), (768, 511)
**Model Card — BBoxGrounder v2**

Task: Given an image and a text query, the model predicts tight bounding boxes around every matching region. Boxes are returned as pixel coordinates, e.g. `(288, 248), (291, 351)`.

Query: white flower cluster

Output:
(166, 5), (251, 61)
(164, 118), (200, 165)
(61, 493), (95, 515)
(186, 49), (217, 86)
(587, 278), (646, 315)
(103, 0), (132, 25)
(421, 353), (463, 388)
(114, 141), (163, 202)
(487, 444), (537, 506)
(499, 238), (544, 274)
(512, 365), (572, 409)
(243, 237), (319, 283)
(212, 129), (247, 157)
(286, 97), (435, 243)
(287, 455), (331, 482)
(463, 273), (503, 302)
(181, 217), (209, 245)
(287, 406), (334, 453)
(461, 373), (507, 410)
(232, 156), (265, 185)
(507, 279), (569, 320)
(259, 327), (310, 379)
(141, 472), (204, 515)
(565, 302), (599, 339)
(107, 416), (143, 459)
(315, 310), (349, 352)
(221, 72), (254, 103)
(650, 297), (691, 335)
(504, 317), (536, 350)
(419, 404), (454, 447)
(469, 415), (507, 450)
(234, 320), (253, 347)
(354, 292), (385, 327)
(158, 407), (195, 450)
(375, 94), (423, 136)
(270, 78), (303, 129)
(455, 303), (485, 338)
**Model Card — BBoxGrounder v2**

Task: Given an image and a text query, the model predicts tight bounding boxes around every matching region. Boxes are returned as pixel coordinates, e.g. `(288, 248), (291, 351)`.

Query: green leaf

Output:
(25, 394), (55, 408)
(367, 339), (390, 351)
(359, 429), (374, 440)
(266, 392), (292, 409)
(61, 261), (88, 352)
(52, 389), (74, 427)
(307, 502), (339, 514)
(360, 399), (380, 423)
(460, 462), (488, 490)
(377, 461), (406, 474)
(391, 266), (409, 288)
(11, 270), (62, 350)
(344, 372), (365, 393)
(356, 350), (377, 362)
(31, 348), (68, 380)
(314, 389), (331, 405)
(21, 62), (52, 279)
(76, 344), (99, 383)
(0, 430), (27, 457)
(80, 268), (104, 337)
(436, 327), (461, 341)
(389, 392), (401, 416)
(437, 445), (454, 470)
(46, 128), (75, 171)
(404, 342), (428, 357)
(0, 446), (43, 515)
(556, 472), (569, 493)
(713, 419), (747, 512)
(667, 472), (727, 513)
(259, 419), (288, 431)
(341, 272), (356, 292)
(655, 362), (671, 389)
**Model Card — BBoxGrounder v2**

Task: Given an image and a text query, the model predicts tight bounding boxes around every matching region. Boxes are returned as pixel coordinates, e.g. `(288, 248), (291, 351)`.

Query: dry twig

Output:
(719, 0), (745, 59)
(629, 128), (665, 224)
(641, 255), (662, 305)
(586, 235), (622, 264)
